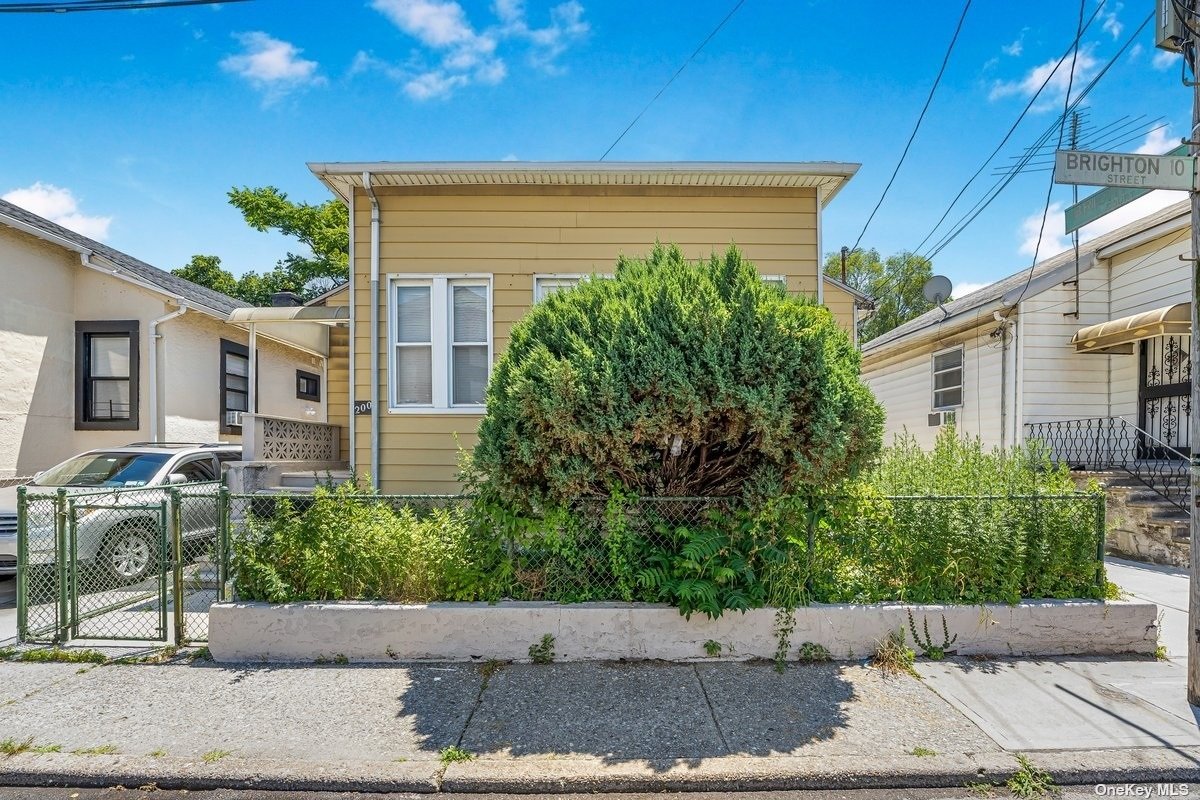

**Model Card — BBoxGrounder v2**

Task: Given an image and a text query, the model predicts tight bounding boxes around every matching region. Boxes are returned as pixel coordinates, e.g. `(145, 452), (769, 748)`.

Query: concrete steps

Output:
(1075, 470), (1190, 567)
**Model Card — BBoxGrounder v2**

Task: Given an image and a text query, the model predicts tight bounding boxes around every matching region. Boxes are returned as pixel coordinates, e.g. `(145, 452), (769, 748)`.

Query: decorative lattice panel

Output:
(259, 418), (338, 461)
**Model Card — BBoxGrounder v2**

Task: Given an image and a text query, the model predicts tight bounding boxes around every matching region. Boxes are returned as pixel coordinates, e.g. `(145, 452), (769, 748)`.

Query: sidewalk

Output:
(0, 560), (1194, 794)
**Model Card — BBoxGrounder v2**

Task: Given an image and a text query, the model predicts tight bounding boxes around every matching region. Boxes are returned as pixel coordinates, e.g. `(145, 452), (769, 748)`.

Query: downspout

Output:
(149, 305), (188, 443)
(363, 172), (381, 489)
(347, 188), (356, 474)
(996, 311), (1008, 450)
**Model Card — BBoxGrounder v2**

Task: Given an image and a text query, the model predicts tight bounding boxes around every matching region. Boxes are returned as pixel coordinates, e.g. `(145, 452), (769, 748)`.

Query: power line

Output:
(0, 0), (248, 10)
(598, 0), (746, 161)
(1010, 0), (1086, 310)
(849, 0), (972, 253)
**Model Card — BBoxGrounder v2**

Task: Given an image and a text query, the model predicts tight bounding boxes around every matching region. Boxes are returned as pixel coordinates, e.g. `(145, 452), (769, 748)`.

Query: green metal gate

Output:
(17, 484), (228, 646)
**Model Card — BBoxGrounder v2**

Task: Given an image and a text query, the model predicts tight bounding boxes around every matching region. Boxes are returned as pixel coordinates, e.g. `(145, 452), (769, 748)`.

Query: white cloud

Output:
(989, 46), (1099, 108)
(951, 281), (988, 299)
(1018, 202), (1072, 261)
(362, 0), (587, 100)
(2, 183), (112, 241)
(1153, 49), (1182, 70)
(1129, 42), (1144, 60)
(1001, 28), (1026, 57)
(1101, 6), (1123, 40)
(220, 32), (324, 103)
(1015, 188), (1188, 264)
(1135, 125), (1176, 155)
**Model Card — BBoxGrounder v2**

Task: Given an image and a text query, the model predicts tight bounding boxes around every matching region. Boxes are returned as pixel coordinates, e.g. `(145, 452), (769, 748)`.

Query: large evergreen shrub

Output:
(472, 243), (884, 505)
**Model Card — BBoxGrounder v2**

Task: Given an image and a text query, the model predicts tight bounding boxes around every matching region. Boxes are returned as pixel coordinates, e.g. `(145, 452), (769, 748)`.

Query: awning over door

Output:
(1072, 303), (1191, 354)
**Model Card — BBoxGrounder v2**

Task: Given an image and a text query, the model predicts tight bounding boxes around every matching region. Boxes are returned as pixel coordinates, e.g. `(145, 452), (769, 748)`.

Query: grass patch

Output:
(190, 646), (212, 662)
(910, 746), (936, 757)
(871, 630), (916, 677)
(201, 749), (231, 764)
(797, 642), (831, 663)
(1007, 754), (1055, 798)
(480, 659), (506, 686)
(0, 737), (33, 756)
(439, 746), (473, 765)
(72, 744), (119, 756)
(147, 748), (167, 758)
(0, 646), (17, 660)
(17, 648), (108, 665)
(966, 782), (997, 797)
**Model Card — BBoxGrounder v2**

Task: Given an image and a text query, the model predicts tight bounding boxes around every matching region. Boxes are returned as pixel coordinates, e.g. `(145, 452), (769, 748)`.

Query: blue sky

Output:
(0, 0), (1187, 298)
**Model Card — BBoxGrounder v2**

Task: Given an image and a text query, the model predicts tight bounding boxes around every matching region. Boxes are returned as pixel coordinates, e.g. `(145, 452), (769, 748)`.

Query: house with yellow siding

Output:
(305, 162), (868, 495)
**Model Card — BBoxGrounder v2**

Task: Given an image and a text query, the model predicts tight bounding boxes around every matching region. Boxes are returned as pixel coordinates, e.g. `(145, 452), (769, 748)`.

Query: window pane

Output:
(536, 277), (580, 301)
(90, 335), (130, 378)
(395, 345), (433, 405)
(396, 286), (432, 343)
(226, 375), (249, 392)
(934, 350), (963, 371)
(934, 387), (962, 408)
(453, 345), (488, 405)
(92, 380), (131, 420)
(226, 353), (249, 378)
(453, 284), (488, 343)
(225, 390), (248, 412)
(934, 369), (961, 391)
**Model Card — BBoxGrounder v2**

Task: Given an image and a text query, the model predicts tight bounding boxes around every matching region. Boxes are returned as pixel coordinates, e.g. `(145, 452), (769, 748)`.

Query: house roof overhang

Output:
(226, 306), (347, 357)
(1071, 302), (1191, 354)
(307, 161), (860, 207)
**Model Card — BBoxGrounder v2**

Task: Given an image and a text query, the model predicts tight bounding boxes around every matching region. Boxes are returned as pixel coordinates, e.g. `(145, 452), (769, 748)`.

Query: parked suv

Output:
(0, 443), (240, 582)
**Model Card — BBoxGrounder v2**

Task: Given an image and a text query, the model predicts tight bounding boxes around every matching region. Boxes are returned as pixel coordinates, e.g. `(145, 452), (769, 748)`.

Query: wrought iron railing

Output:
(1024, 417), (1189, 511)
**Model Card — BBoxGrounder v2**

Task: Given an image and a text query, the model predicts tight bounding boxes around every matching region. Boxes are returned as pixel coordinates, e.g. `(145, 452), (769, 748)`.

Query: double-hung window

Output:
(390, 276), (492, 411)
(220, 339), (251, 433)
(931, 346), (964, 410)
(76, 321), (139, 431)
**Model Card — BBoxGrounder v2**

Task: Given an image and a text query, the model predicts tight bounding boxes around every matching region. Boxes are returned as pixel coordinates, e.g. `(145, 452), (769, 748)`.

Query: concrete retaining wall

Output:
(208, 599), (1160, 663)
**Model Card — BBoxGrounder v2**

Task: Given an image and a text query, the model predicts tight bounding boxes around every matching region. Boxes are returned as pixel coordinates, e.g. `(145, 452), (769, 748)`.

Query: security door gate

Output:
(17, 484), (229, 645)
(1138, 334), (1192, 458)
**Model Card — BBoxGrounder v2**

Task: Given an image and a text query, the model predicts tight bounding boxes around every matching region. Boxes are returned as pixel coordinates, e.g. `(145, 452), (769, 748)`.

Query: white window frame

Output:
(387, 274), (493, 414)
(761, 275), (788, 289)
(931, 345), (964, 411)
(533, 273), (612, 303)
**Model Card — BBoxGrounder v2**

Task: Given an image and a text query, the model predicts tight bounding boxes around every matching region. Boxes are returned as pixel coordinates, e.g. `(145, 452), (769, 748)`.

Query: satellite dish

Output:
(923, 275), (954, 306)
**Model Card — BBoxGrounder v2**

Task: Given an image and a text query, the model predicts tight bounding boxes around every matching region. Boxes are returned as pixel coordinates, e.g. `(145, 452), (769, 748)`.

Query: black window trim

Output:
(75, 320), (140, 432)
(296, 369), (321, 402)
(220, 338), (253, 435)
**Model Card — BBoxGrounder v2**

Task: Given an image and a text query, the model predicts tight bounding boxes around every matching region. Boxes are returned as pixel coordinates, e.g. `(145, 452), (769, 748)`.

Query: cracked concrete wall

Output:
(209, 599), (1159, 663)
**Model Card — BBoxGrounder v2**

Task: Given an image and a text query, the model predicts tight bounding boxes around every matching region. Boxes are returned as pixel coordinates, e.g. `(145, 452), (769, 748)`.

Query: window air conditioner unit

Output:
(928, 410), (956, 427)
(225, 411), (243, 428)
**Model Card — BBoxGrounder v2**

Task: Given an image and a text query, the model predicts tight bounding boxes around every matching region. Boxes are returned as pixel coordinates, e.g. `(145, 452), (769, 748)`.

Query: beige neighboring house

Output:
(303, 160), (870, 494)
(0, 197), (330, 479)
(860, 200), (1193, 565)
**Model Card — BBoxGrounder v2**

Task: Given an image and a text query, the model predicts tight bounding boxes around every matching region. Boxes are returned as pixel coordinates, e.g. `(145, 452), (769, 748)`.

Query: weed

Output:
(394, 756), (409, 763)
(201, 749), (231, 764)
(0, 737), (33, 756)
(966, 781), (997, 797)
(18, 648), (107, 665)
(315, 655), (329, 665)
(871, 629), (916, 677)
(910, 746), (936, 757)
(1007, 754), (1055, 798)
(1156, 644), (1170, 661)
(528, 634), (555, 664)
(75, 668), (89, 675)
(439, 746), (473, 765)
(1103, 581), (1125, 600)
(773, 606), (796, 673)
(72, 744), (119, 756)
(147, 749), (167, 758)
(189, 647), (212, 663)
(0, 646), (16, 660)
(385, 645), (399, 660)
(30, 744), (62, 754)
(797, 642), (831, 663)
(332, 654), (349, 665)
(703, 640), (723, 658)
(480, 659), (506, 686)
(907, 611), (958, 660)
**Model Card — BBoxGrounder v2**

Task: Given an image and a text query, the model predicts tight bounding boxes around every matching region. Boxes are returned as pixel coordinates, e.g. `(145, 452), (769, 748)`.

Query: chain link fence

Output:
(18, 483), (224, 645)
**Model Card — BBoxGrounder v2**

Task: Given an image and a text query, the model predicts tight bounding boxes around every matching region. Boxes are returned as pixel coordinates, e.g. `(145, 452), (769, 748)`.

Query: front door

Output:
(1138, 334), (1191, 457)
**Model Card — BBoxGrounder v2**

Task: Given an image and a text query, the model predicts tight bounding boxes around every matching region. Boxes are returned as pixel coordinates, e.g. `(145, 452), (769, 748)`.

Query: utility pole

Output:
(1069, 111), (1082, 318)
(1188, 0), (1200, 706)
(840, 246), (850, 284)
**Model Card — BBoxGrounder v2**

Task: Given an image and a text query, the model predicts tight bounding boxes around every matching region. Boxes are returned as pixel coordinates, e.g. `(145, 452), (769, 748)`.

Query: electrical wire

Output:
(848, 0), (972, 253)
(598, 0), (746, 161)
(0, 0), (248, 10)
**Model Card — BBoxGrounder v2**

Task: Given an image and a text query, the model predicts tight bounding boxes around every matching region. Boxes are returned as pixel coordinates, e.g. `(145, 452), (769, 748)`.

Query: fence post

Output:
(169, 488), (186, 646)
(54, 489), (69, 645)
(67, 498), (79, 640)
(217, 486), (230, 602)
(16, 486), (27, 642)
(1095, 491), (1107, 592)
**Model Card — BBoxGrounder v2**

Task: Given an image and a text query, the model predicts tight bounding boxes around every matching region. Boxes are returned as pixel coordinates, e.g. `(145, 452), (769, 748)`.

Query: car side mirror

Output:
(167, 473), (188, 485)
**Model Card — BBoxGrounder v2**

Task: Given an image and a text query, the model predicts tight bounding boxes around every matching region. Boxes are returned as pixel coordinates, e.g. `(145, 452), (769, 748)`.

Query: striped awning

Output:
(1072, 303), (1191, 353)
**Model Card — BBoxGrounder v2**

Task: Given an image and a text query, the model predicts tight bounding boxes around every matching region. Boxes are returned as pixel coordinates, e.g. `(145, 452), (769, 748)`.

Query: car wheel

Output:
(102, 522), (159, 584)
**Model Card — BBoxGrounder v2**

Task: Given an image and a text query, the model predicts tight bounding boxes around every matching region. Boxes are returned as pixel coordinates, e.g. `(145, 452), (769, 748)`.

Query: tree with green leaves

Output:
(171, 186), (348, 305)
(823, 249), (936, 343)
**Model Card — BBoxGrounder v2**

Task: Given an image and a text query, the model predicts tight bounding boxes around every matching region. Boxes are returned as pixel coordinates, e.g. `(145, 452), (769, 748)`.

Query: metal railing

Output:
(1024, 417), (1189, 511)
(240, 413), (340, 462)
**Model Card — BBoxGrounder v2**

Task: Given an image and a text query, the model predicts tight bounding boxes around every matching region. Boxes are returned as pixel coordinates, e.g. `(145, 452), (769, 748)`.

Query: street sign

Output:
(1054, 148), (1196, 191)
(1063, 145), (1191, 233)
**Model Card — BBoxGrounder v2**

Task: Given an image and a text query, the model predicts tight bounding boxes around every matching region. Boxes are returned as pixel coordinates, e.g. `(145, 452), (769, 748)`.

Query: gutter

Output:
(363, 171), (381, 490)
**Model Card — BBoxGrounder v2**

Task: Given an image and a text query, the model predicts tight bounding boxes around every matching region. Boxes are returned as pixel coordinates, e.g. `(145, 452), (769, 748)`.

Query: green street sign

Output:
(1063, 144), (1189, 233)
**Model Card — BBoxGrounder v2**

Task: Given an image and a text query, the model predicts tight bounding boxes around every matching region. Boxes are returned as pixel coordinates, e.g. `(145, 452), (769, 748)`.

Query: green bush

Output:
(471, 243), (883, 506)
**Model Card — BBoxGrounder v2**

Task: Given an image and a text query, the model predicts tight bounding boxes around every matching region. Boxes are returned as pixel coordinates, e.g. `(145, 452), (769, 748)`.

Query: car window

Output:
(174, 457), (217, 483)
(35, 453), (172, 488)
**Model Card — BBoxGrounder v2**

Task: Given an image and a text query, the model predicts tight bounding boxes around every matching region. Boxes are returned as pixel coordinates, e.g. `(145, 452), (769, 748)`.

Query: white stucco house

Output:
(860, 200), (1192, 564)
(0, 197), (331, 480)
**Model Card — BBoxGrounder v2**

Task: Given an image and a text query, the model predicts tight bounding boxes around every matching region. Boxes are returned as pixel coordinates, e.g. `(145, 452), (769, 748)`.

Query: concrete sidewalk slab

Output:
(459, 662), (726, 760)
(0, 662), (91, 706)
(918, 657), (1200, 750)
(1107, 557), (1187, 659)
(693, 662), (999, 757)
(0, 662), (482, 762)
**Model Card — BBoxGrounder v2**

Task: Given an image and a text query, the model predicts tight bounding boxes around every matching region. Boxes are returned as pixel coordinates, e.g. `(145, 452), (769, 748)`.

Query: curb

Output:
(1, 748), (1199, 794)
